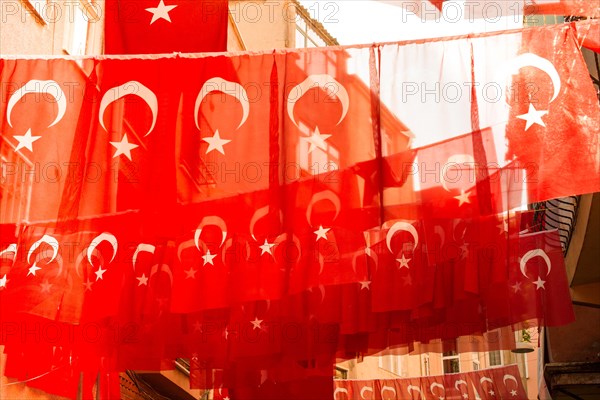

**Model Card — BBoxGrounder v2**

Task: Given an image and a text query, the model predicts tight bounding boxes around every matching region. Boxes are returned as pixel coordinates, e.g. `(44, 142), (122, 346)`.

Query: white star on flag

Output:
(314, 225), (330, 241)
(517, 103), (548, 130)
(462, 394), (469, 399)
(110, 134), (139, 160)
(40, 280), (53, 293)
(259, 239), (276, 256)
(454, 189), (471, 206)
(202, 249), (217, 266)
(489, 390), (495, 396)
(193, 320), (202, 332)
(28, 263), (41, 276)
(14, 129), (41, 152)
(136, 273), (149, 286)
(203, 130), (231, 155)
(304, 127), (331, 153)
(359, 281), (371, 290)
(497, 218), (508, 234)
(95, 266), (107, 281)
(396, 253), (411, 269)
(184, 268), (197, 279)
(510, 390), (518, 396)
(251, 317), (263, 330)
(534, 276), (546, 290)
(511, 281), (522, 293)
(83, 279), (93, 291)
(145, 0), (177, 25)
(0, 274), (8, 288)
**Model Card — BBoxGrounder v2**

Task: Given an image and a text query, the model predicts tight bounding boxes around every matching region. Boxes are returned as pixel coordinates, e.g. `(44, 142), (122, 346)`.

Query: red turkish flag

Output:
(509, 228), (575, 327)
(104, 0), (228, 54)
(73, 57), (180, 232)
(0, 59), (94, 223)
(506, 24), (600, 202)
(416, 128), (501, 219)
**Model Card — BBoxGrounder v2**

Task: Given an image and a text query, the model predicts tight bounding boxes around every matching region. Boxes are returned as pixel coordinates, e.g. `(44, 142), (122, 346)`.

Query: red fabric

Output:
(334, 365), (527, 400)
(1, 22), (595, 398)
(104, 0), (229, 54)
(429, 0), (445, 11)
(505, 24), (600, 202)
(574, 19), (600, 53)
(509, 228), (575, 327)
(525, 0), (600, 17)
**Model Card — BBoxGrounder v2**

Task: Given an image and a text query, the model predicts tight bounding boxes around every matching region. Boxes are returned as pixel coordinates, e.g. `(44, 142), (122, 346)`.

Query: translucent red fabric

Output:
(1, 21), (598, 398)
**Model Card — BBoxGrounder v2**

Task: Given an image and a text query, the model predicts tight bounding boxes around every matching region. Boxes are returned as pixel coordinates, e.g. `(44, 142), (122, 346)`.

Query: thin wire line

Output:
(0, 364), (66, 387)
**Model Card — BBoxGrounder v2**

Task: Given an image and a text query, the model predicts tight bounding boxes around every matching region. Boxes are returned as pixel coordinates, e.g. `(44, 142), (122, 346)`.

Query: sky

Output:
(298, 0), (525, 45)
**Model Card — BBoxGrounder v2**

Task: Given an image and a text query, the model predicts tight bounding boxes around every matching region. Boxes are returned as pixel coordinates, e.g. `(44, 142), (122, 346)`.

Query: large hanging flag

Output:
(505, 23), (600, 201)
(104, 0), (229, 54)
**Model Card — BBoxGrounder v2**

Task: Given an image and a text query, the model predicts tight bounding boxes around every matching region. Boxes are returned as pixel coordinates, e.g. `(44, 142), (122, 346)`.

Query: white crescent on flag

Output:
(287, 74), (349, 127)
(520, 248), (552, 278)
(441, 154), (476, 192)
(386, 221), (419, 253)
(503, 374), (518, 388)
(195, 77), (250, 130)
(430, 382), (446, 398)
(407, 385), (425, 399)
(132, 243), (156, 271)
(455, 379), (468, 391)
(0, 244), (18, 262)
(87, 232), (118, 266)
(360, 385), (374, 399)
(381, 385), (397, 399)
(305, 190), (341, 224)
(99, 81), (158, 137)
(249, 206), (282, 241)
(28, 235), (59, 265)
(333, 387), (349, 399)
(7, 80), (67, 128)
(194, 216), (228, 250)
(501, 53), (561, 104)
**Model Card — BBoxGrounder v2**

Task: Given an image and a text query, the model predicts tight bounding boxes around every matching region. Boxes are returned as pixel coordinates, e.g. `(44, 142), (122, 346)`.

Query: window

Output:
(378, 355), (402, 376)
(442, 351), (460, 374)
(334, 366), (347, 380)
(63, 2), (90, 56)
(295, 28), (307, 48)
(25, 0), (49, 24)
(294, 14), (328, 48)
(472, 352), (480, 371)
(62, 0), (102, 57)
(488, 350), (503, 367)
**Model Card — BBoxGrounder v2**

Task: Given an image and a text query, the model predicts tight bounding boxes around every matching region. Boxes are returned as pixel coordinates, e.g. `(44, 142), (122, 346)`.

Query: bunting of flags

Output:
(332, 365), (527, 400)
(1, 20), (599, 399)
